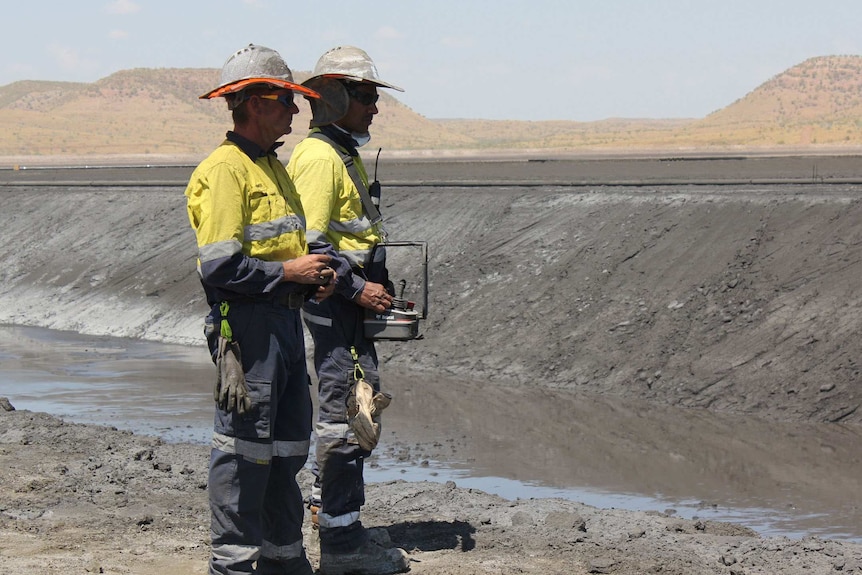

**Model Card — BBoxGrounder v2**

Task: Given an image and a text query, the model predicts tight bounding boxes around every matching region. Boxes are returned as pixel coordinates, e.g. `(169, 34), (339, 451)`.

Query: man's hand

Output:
(282, 254), (334, 285)
(354, 281), (393, 313)
(312, 271), (337, 302)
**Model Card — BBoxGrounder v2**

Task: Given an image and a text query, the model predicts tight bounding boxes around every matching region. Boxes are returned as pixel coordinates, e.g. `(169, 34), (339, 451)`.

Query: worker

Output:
(286, 46), (410, 575)
(185, 43), (352, 575)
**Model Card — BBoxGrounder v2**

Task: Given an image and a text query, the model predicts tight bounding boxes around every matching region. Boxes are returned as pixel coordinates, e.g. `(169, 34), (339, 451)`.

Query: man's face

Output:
(257, 89), (299, 138)
(337, 83), (379, 134)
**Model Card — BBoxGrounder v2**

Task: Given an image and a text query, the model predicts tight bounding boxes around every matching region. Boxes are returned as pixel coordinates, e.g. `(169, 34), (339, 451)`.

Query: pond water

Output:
(0, 324), (859, 543)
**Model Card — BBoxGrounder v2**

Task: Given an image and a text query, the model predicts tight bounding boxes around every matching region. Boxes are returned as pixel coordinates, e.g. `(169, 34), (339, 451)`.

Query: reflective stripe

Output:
(306, 229), (328, 244)
(260, 538), (304, 560)
(244, 214), (305, 242)
(332, 242), (383, 270)
(301, 309), (333, 327)
(212, 541), (259, 565)
(330, 216), (373, 235)
(274, 438), (311, 458)
(212, 432), (310, 463)
(316, 420), (350, 440)
(318, 510), (361, 529)
(199, 239), (242, 263)
(340, 248), (372, 268)
(213, 432), (272, 463)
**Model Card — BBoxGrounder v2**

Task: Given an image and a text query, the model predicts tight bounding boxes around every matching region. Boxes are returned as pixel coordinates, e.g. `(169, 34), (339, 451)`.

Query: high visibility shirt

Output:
(185, 133), (313, 305)
(288, 127), (385, 280)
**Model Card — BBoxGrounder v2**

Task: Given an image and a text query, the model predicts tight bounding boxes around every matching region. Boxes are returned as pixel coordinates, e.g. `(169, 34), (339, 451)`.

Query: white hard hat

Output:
(200, 44), (319, 100)
(310, 45), (404, 92)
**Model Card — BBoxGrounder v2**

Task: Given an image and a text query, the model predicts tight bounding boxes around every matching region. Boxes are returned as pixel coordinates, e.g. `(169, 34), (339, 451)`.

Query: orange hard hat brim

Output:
(200, 78), (320, 100)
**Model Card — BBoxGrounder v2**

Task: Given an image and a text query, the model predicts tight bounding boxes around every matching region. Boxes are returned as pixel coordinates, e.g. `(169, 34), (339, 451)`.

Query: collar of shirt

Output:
(226, 131), (284, 160)
(318, 124), (358, 157)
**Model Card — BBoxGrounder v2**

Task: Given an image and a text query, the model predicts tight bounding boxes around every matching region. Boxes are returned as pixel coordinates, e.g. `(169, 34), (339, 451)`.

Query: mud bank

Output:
(1, 157), (862, 574)
(2, 406), (861, 575)
(0, 158), (861, 425)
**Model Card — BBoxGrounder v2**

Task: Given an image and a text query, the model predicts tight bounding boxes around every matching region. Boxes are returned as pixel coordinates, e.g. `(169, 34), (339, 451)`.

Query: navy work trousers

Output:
(205, 301), (313, 575)
(302, 294), (381, 553)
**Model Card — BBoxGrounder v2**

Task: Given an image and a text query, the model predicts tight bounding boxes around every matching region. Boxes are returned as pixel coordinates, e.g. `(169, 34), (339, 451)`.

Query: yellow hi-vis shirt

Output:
(287, 133), (384, 269)
(185, 139), (308, 301)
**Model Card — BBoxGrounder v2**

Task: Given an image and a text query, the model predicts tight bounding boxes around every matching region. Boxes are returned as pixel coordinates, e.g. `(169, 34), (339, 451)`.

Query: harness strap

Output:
(309, 132), (383, 225)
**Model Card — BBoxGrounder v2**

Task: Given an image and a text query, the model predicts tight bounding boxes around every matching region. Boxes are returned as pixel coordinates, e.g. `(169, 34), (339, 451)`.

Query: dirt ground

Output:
(2, 405), (860, 575)
(1, 153), (862, 574)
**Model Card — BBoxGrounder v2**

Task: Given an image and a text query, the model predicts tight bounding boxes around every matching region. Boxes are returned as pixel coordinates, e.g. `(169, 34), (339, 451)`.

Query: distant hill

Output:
(0, 68), (470, 159)
(692, 55), (862, 146)
(440, 56), (862, 151)
(2, 55), (862, 160)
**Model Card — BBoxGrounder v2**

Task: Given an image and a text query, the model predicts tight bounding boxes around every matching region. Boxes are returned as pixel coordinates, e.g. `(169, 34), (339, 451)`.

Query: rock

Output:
(589, 558), (616, 573)
(511, 510), (536, 526)
(545, 511), (587, 532)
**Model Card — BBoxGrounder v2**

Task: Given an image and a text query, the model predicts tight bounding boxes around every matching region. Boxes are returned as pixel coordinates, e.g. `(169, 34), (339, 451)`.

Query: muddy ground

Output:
(1, 153), (862, 574)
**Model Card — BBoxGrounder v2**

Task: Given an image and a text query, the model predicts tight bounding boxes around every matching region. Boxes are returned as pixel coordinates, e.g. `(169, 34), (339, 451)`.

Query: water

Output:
(0, 324), (859, 543)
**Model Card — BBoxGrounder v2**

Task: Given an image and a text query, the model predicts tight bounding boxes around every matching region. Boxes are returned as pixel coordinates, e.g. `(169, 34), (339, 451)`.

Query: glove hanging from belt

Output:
(346, 346), (391, 451)
(214, 302), (252, 416)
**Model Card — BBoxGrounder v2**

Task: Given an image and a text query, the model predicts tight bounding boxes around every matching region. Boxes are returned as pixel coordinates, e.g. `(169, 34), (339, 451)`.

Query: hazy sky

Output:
(2, 1), (860, 122)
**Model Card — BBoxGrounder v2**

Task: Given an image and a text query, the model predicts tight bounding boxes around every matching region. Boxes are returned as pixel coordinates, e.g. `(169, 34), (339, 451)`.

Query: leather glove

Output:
(215, 336), (251, 416)
(347, 378), (391, 451)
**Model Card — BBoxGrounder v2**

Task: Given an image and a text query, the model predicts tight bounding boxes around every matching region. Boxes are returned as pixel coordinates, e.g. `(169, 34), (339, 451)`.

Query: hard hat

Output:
(302, 76), (350, 127)
(310, 46), (404, 92)
(200, 44), (320, 100)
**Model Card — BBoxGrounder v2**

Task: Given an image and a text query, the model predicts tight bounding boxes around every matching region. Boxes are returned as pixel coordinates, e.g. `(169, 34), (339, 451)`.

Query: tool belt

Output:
(223, 292), (305, 309)
(272, 292), (306, 309)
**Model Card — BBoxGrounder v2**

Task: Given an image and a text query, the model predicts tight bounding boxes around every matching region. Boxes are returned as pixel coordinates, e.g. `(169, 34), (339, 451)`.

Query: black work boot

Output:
(318, 538), (409, 575)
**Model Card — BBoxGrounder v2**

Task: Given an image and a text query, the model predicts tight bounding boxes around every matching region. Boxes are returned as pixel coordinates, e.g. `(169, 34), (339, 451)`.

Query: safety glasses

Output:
(347, 87), (379, 106)
(259, 92), (295, 108)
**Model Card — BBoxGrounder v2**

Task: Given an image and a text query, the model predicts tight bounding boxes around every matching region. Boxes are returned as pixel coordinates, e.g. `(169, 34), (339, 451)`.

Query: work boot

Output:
(318, 539), (410, 575)
(309, 506), (389, 546)
(366, 527), (392, 548)
(256, 551), (314, 575)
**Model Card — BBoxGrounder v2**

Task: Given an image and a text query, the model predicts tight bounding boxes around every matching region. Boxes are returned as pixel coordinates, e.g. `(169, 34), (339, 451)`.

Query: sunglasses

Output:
(347, 87), (380, 106)
(259, 92), (295, 108)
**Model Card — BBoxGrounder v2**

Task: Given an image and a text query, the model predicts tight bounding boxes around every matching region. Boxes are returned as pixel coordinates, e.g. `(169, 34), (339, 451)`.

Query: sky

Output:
(1, 0), (861, 122)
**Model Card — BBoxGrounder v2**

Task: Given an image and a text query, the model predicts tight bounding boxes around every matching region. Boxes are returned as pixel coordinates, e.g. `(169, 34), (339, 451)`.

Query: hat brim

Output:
(315, 73), (404, 92)
(200, 77), (320, 100)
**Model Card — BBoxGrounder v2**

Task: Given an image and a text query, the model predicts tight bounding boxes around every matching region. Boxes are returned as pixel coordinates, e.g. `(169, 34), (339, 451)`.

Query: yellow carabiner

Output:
(219, 301), (233, 341)
(350, 346), (366, 381)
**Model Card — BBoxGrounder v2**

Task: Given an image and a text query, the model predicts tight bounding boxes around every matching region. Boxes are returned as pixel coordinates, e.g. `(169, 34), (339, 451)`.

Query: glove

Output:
(215, 336), (251, 416)
(347, 378), (392, 451)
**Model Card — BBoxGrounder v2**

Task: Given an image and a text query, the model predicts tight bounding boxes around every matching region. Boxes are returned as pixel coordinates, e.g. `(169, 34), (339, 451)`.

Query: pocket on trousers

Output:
(214, 378), (273, 439)
(318, 347), (354, 423)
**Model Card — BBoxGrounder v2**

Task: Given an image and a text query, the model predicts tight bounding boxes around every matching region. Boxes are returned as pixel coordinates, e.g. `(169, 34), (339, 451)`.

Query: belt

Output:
(273, 292), (306, 309)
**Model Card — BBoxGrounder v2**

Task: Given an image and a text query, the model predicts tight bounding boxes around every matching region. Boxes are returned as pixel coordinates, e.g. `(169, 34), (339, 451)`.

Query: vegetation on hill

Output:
(1, 56), (862, 159)
(693, 55), (862, 146)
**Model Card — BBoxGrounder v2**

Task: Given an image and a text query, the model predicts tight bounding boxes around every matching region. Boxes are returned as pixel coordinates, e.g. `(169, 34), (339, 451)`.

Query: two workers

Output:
(184, 43), (409, 575)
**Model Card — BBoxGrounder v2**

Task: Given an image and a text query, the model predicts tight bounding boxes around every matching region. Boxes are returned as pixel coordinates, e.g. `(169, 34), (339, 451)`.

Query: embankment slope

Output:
(0, 158), (860, 425)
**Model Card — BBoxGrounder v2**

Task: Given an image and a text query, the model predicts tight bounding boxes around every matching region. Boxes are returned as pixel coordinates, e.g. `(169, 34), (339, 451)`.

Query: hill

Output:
(691, 55), (862, 146)
(441, 56), (862, 151)
(2, 55), (862, 159)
